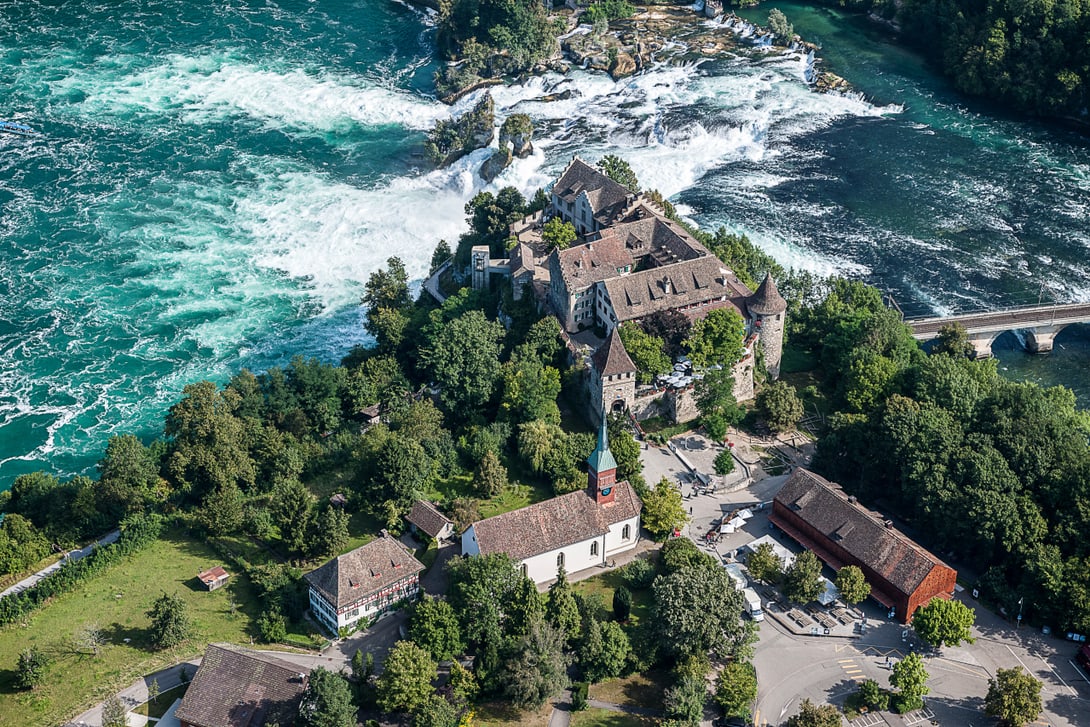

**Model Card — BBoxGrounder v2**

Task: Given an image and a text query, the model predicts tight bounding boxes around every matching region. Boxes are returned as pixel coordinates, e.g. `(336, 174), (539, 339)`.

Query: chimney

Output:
(847, 496), (857, 505)
(883, 519), (894, 529)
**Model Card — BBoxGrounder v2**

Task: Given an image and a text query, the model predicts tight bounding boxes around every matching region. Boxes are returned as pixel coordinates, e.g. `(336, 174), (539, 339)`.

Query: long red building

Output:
(770, 469), (957, 623)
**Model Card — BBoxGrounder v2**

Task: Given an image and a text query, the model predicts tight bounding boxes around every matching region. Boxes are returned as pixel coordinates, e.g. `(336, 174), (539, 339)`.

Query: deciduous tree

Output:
(299, 666), (357, 727)
(783, 550), (824, 604)
(686, 308), (746, 368)
(653, 560), (745, 659)
(912, 598), (976, 648)
(889, 652), (929, 712)
(596, 154), (640, 192)
(641, 477), (688, 540)
(146, 592), (192, 649)
(835, 565), (870, 606)
(101, 696), (128, 727)
(579, 618), (630, 683)
(757, 381), (805, 432)
(15, 648), (49, 690)
(985, 666), (1042, 727)
(376, 641), (438, 715)
(408, 595), (464, 662)
(541, 217), (576, 251)
(421, 310), (505, 415)
(618, 322), (671, 384)
(746, 542), (783, 584)
(785, 698), (840, 727)
(714, 661), (757, 718)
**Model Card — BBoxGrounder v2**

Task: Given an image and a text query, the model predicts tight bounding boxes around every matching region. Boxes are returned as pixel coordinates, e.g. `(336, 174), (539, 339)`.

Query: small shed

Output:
(406, 500), (455, 542)
(197, 566), (230, 591)
(358, 403), (382, 428)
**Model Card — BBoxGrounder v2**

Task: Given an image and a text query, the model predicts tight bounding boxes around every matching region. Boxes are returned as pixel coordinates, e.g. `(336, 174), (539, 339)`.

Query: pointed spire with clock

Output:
(587, 414), (617, 505)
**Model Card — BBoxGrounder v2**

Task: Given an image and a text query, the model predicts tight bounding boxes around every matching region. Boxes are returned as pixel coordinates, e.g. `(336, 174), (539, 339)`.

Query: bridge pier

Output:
(967, 333), (997, 360)
(1025, 324), (1067, 354)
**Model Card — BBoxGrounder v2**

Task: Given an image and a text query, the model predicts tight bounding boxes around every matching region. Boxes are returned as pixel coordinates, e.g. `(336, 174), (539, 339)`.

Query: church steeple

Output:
(587, 414), (617, 504)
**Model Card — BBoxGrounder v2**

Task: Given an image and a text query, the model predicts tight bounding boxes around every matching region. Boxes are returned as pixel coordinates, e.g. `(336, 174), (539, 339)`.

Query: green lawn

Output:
(573, 571), (654, 627)
(476, 699), (555, 726)
(570, 708), (655, 727)
(588, 671), (669, 711)
(0, 527), (262, 727)
(133, 683), (188, 718)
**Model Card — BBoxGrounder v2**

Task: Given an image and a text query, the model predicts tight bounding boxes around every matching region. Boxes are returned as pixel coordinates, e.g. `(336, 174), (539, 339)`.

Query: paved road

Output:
(0, 529), (120, 601)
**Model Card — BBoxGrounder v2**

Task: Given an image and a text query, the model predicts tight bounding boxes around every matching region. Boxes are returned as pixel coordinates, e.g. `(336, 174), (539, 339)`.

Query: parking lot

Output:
(639, 435), (1090, 727)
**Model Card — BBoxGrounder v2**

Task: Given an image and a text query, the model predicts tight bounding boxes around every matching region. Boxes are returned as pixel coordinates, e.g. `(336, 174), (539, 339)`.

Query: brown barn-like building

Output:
(770, 469), (957, 623)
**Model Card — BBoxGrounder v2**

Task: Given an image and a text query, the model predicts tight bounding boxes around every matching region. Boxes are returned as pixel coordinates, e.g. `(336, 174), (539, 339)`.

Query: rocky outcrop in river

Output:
(425, 93), (495, 166)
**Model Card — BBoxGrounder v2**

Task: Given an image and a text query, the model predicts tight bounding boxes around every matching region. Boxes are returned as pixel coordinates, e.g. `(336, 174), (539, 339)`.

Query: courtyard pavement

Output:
(640, 431), (1090, 727)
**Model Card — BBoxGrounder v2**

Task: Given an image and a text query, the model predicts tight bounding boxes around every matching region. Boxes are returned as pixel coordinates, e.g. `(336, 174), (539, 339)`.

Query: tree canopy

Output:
(985, 667), (1043, 727)
(912, 598), (976, 648)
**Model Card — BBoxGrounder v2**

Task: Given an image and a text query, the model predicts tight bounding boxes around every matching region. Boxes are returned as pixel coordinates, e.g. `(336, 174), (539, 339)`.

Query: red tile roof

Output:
(174, 643), (305, 727)
(591, 328), (637, 377)
(197, 566), (229, 586)
(471, 481), (641, 562)
(772, 469), (951, 597)
(304, 536), (425, 609)
(407, 500), (454, 539)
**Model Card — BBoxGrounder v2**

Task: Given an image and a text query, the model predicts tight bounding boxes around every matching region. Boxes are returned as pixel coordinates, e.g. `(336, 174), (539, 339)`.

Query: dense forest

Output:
(793, 279), (1090, 633)
(789, 0), (1090, 120)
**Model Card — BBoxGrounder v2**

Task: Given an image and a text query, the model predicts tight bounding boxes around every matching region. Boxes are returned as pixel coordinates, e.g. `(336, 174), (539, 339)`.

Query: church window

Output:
(622, 525), (631, 540)
(591, 541), (599, 557)
(557, 552), (565, 569)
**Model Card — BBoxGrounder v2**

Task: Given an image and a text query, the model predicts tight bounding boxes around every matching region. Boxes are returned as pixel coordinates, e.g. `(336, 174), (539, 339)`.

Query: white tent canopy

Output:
(818, 577), (840, 606)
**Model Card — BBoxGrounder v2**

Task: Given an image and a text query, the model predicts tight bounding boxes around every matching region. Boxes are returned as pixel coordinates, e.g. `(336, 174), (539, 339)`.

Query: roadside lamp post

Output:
(1017, 597), (1024, 628)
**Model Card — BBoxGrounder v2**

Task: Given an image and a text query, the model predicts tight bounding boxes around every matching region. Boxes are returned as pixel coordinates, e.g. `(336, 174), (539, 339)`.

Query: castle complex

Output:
(472, 156), (786, 424)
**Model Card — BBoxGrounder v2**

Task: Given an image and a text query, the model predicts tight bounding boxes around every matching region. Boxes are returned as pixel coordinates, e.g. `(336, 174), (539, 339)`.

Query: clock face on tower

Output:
(600, 487), (612, 497)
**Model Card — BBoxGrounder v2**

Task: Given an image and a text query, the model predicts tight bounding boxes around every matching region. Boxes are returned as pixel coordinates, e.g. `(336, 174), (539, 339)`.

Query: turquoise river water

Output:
(1, 0), (1088, 490)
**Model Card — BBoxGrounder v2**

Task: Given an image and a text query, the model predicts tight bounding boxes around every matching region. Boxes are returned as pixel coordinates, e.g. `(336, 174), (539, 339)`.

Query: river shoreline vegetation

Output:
(737, 0), (1090, 123)
(2, 1), (1089, 723)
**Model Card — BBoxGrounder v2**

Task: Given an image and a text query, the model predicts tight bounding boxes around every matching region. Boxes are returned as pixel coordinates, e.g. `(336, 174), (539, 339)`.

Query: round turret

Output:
(748, 273), (787, 379)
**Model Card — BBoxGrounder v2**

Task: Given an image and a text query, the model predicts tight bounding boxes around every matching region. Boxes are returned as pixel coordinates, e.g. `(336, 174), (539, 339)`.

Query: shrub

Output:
(572, 681), (589, 711)
(714, 449), (736, 475)
(619, 557), (656, 588)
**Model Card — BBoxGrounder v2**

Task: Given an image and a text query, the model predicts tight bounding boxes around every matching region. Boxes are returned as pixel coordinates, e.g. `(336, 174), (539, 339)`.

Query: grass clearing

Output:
(573, 571), (653, 627)
(476, 699), (555, 726)
(570, 708), (656, 726)
(0, 527), (262, 727)
(588, 670), (670, 711)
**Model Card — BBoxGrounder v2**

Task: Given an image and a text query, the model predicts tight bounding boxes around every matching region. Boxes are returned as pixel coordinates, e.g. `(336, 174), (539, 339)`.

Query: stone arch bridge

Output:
(906, 302), (1090, 359)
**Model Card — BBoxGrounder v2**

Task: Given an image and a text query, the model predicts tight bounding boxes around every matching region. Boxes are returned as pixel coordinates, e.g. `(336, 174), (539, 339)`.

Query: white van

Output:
(743, 588), (764, 621)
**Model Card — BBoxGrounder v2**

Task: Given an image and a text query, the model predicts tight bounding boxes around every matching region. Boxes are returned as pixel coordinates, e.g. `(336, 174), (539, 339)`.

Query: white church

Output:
(461, 418), (643, 584)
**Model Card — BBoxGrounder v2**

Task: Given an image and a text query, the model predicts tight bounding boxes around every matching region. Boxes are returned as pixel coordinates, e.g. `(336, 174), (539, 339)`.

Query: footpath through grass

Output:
(0, 527), (259, 727)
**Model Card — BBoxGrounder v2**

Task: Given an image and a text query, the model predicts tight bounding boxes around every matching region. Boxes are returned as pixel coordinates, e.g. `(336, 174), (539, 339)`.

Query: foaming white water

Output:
(52, 52), (450, 131)
(235, 151), (490, 311)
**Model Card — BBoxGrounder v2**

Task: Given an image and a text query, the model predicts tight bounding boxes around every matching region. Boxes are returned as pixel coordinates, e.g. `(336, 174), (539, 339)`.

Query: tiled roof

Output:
(471, 481), (641, 562)
(747, 273), (787, 315)
(509, 242), (535, 279)
(173, 643), (305, 727)
(407, 500), (454, 539)
(552, 157), (632, 221)
(602, 256), (751, 323)
(553, 236), (634, 289)
(772, 469), (950, 597)
(591, 328), (636, 377)
(594, 211), (707, 265)
(304, 536), (425, 609)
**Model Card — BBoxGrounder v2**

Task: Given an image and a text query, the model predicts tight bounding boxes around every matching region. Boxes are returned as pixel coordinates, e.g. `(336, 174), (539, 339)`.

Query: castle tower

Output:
(588, 327), (637, 423)
(747, 273), (787, 379)
(587, 415), (617, 505)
